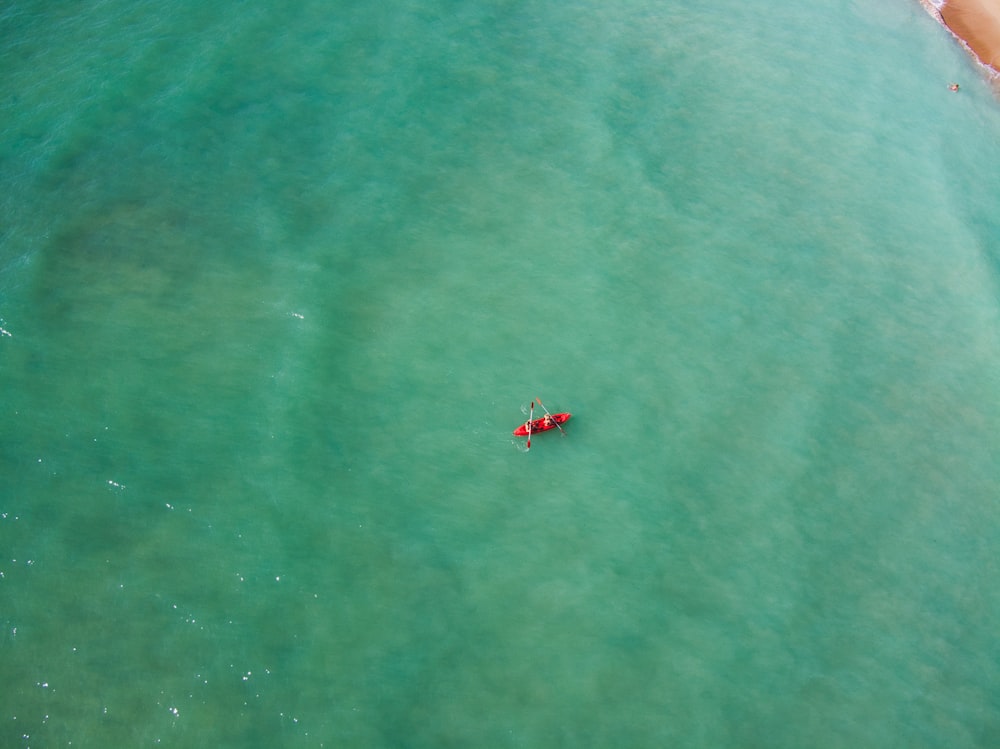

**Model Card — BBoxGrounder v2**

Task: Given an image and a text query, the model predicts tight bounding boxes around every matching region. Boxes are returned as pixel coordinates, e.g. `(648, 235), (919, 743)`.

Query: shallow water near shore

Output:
(3, 1), (1000, 746)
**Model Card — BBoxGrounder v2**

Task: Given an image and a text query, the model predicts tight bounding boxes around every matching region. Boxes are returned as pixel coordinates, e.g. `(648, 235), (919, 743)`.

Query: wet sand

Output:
(940, 0), (1000, 72)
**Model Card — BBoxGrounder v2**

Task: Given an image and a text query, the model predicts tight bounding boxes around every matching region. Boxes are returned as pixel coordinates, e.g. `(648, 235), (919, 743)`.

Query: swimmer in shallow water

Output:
(949, 82), (960, 91)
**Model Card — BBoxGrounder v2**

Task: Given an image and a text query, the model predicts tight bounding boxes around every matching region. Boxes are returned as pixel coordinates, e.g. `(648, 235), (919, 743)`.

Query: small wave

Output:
(917, 0), (944, 19)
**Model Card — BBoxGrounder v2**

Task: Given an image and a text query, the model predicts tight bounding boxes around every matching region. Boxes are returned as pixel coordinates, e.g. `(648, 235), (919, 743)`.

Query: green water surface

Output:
(3, 1), (1000, 746)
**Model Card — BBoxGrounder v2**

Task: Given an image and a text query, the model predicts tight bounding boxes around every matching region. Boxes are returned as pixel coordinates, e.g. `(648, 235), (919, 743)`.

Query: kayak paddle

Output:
(535, 397), (566, 436)
(526, 400), (534, 450)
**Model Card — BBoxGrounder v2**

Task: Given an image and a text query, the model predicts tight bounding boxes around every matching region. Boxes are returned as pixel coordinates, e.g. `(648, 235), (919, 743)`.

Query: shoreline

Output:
(923, 0), (1000, 77)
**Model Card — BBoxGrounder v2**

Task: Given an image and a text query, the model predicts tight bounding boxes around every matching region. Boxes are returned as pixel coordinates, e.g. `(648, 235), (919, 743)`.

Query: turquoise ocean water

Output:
(3, 1), (1000, 746)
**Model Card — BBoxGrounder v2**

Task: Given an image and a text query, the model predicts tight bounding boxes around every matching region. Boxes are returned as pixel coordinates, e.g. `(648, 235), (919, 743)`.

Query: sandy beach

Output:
(940, 0), (1000, 72)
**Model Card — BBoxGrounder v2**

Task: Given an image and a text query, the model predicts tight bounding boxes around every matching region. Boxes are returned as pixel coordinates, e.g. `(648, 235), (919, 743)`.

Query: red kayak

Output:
(513, 413), (571, 436)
